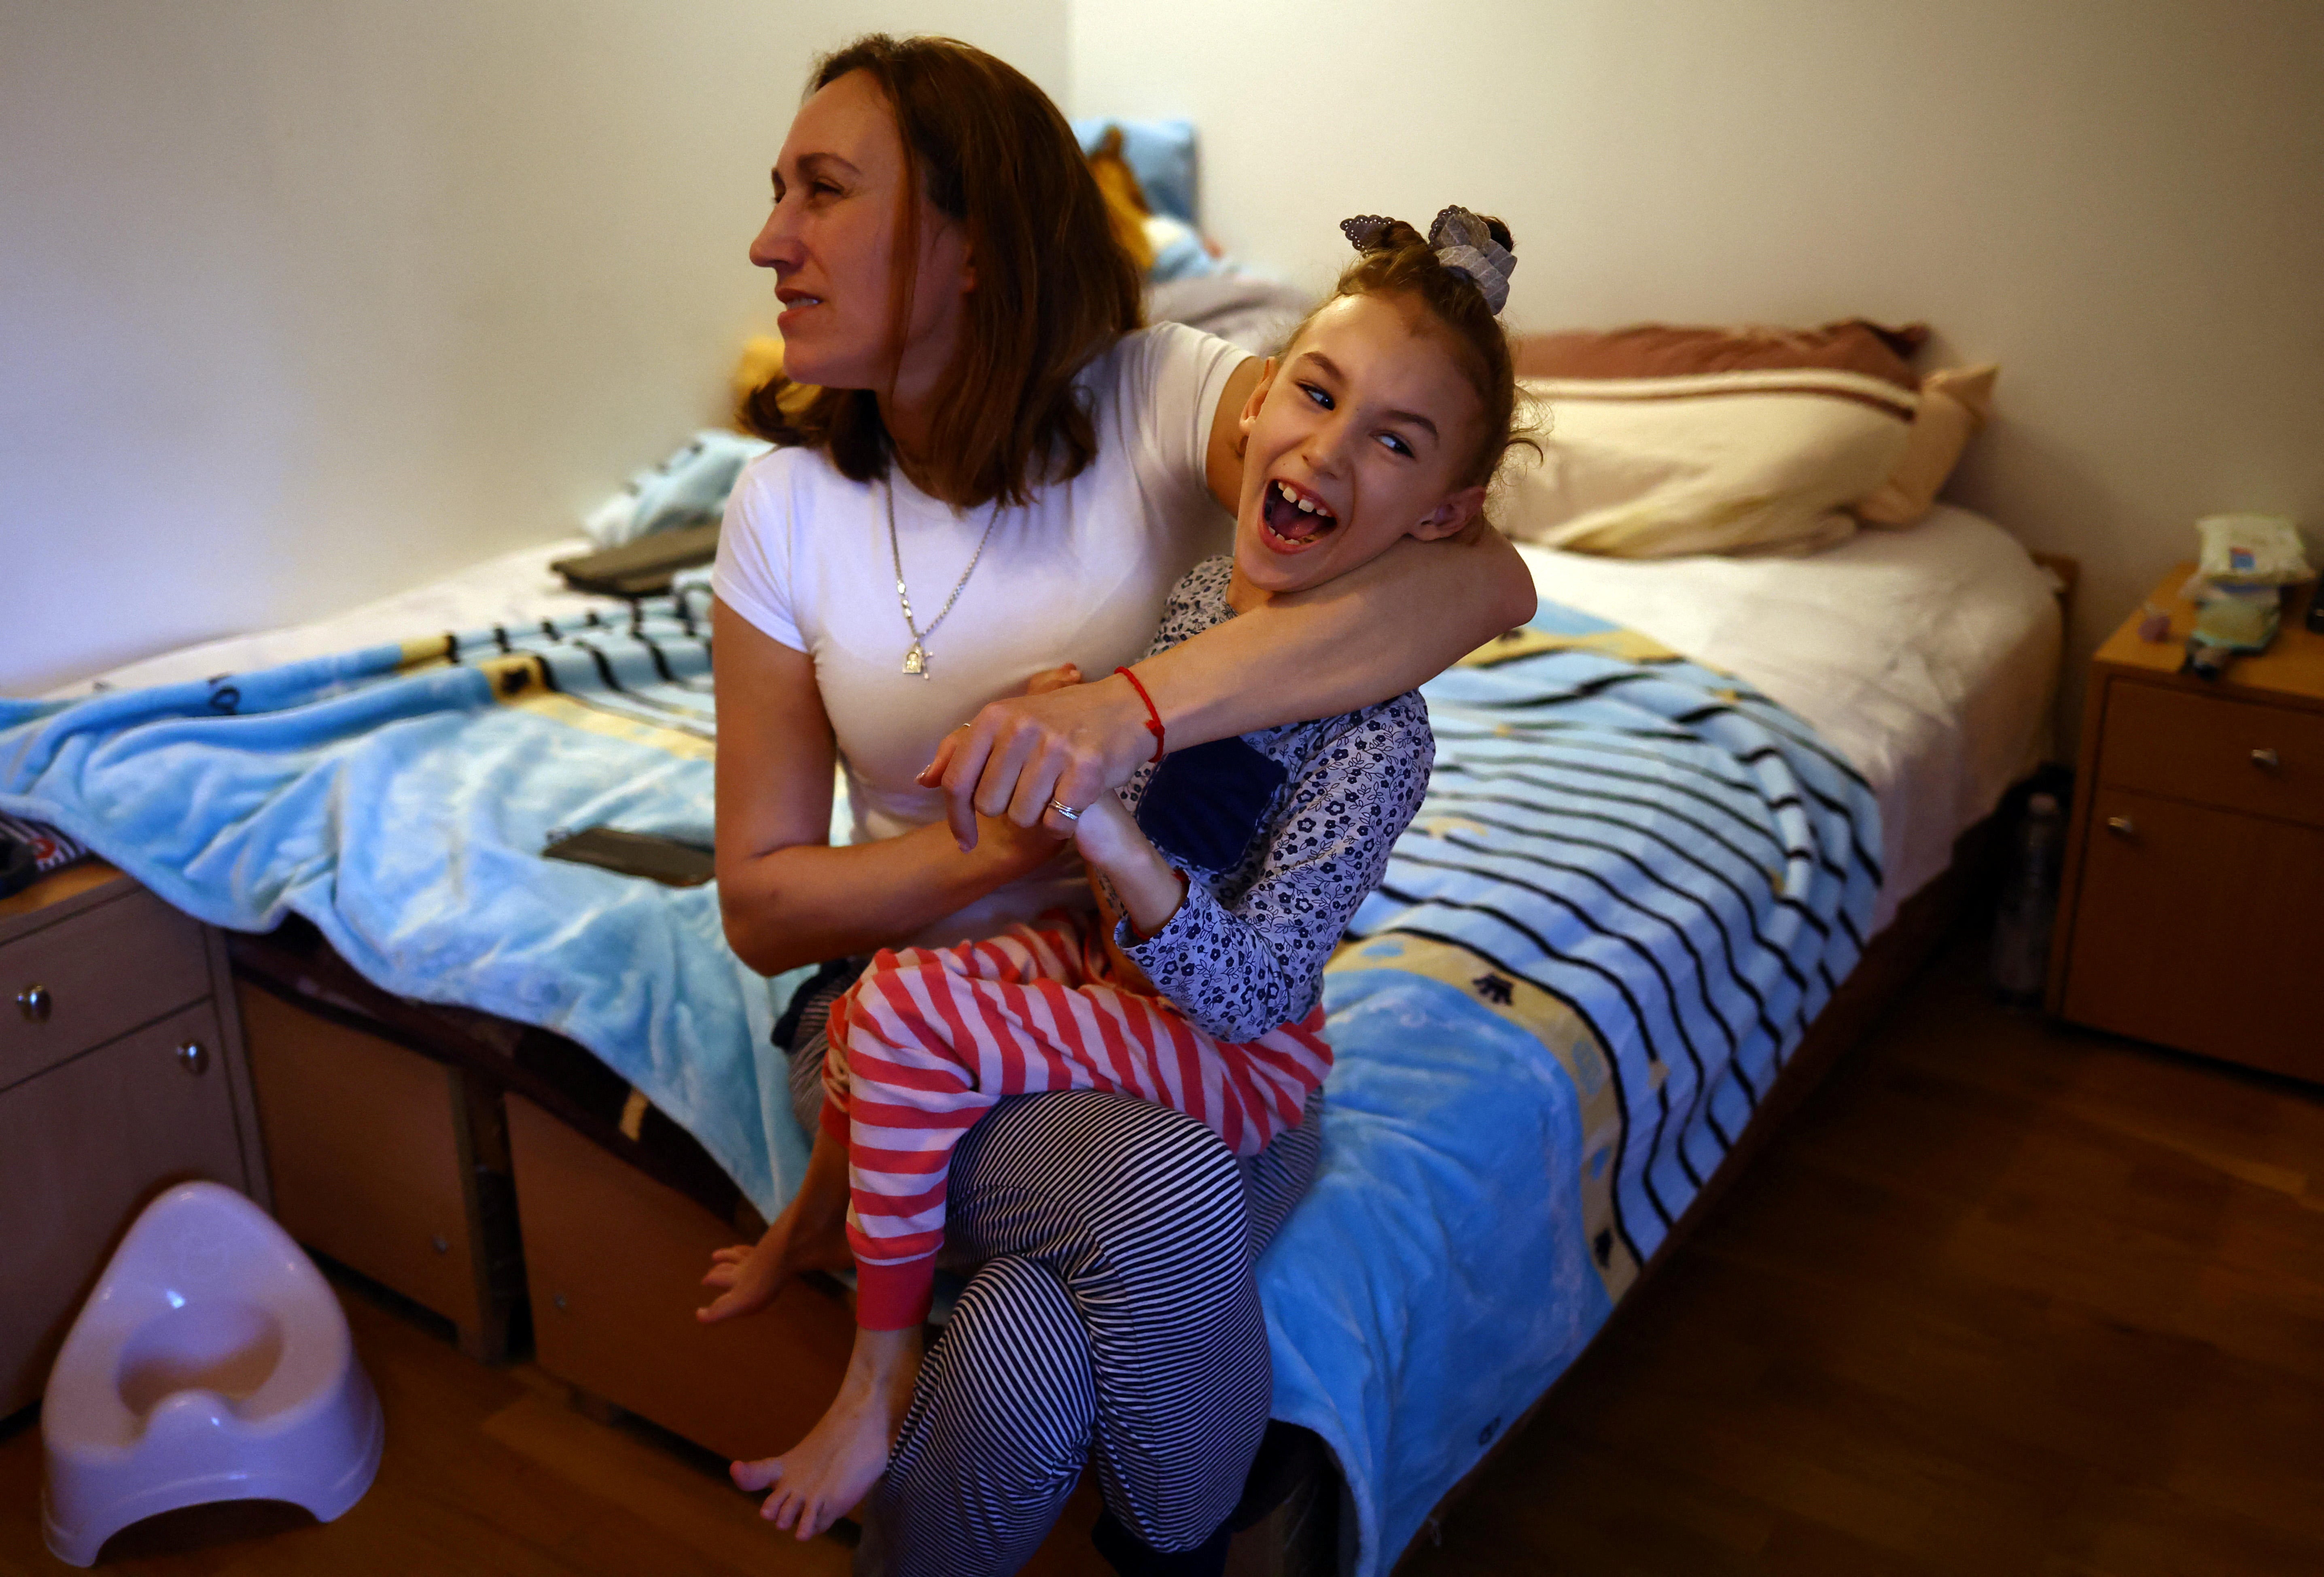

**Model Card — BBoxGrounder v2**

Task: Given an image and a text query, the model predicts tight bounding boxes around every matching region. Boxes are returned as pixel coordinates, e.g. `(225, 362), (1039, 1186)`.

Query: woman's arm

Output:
(712, 599), (1067, 975)
(921, 361), (1534, 845)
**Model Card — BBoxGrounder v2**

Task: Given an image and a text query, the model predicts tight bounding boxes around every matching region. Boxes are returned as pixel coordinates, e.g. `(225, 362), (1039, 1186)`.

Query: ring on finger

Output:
(1046, 798), (1081, 823)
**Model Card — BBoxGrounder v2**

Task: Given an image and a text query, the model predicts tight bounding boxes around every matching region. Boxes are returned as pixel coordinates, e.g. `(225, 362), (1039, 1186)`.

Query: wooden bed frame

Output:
(223, 557), (2070, 1576)
(219, 805), (2000, 1577)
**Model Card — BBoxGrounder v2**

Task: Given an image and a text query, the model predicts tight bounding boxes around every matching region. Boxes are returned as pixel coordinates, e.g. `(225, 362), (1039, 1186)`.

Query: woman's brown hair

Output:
(1288, 214), (1534, 491)
(740, 35), (1143, 509)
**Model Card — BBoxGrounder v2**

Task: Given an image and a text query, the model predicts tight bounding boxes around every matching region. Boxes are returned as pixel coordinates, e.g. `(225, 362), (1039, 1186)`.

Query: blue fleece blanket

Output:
(0, 598), (816, 1217)
(1258, 608), (1880, 1574)
(1, 597), (1876, 1574)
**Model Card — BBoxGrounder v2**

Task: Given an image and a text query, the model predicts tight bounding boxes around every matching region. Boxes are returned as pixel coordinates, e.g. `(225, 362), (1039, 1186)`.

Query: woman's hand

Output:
(987, 674), (1187, 938)
(918, 663), (1156, 851)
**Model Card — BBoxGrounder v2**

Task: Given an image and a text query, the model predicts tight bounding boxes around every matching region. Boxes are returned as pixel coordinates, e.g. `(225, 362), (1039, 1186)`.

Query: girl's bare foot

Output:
(698, 1127), (851, 1322)
(732, 1327), (922, 1541)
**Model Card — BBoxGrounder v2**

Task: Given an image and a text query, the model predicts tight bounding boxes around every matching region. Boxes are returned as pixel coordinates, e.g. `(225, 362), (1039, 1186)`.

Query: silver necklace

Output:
(886, 475), (1001, 678)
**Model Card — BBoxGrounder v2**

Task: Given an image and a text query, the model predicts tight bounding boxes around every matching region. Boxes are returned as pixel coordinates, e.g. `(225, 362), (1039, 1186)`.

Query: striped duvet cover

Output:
(1264, 600), (1880, 1573)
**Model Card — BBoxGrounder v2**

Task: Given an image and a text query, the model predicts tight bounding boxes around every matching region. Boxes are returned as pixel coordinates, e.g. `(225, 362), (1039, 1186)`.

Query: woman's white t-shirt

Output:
(712, 322), (1247, 941)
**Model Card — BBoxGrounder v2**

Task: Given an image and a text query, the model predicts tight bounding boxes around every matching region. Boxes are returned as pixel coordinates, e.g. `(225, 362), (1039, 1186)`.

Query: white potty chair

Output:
(40, 1181), (384, 1566)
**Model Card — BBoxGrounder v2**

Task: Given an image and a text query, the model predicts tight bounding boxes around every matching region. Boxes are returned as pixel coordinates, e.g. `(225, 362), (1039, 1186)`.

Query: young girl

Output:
(710, 206), (1529, 1543)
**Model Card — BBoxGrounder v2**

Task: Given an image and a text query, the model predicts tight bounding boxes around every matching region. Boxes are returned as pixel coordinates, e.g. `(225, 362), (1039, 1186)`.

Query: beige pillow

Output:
(1856, 364), (1998, 527)
(1499, 368), (1915, 558)
(1498, 321), (1925, 558)
(1498, 323), (2000, 556)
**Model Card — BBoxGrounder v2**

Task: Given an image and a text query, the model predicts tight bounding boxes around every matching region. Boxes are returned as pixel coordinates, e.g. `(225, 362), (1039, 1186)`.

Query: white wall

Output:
(12, 1), (2320, 741)
(1071, 0), (2324, 747)
(0, 0), (1066, 696)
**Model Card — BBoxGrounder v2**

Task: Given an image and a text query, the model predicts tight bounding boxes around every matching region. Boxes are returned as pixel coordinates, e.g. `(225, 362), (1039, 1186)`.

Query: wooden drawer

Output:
(2097, 681), (2324, 828)
(0, 885), (212, 1091)
(2059, 787), (2324, 1080)
(238, 982), (511, 1357)
(506, 1094), (856, 1463)
(0, 1000), (251, 1416)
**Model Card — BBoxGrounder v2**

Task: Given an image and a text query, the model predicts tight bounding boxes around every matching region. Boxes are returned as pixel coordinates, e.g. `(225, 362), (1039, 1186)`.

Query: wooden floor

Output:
(4, 926), (2319, 1575)
(1404, 930), (2324, 1577)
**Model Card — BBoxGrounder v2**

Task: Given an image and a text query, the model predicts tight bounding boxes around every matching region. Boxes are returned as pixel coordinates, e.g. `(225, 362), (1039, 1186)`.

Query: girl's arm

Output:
(1071, 699), (1435, 1044)
(924, 359), (1534, 845)
(711, 600), (1068, 976)
(1071, 794), (1184, 937)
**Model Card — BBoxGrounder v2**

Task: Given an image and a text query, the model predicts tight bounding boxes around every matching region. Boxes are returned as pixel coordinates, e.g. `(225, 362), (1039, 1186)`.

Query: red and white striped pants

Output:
(824, 911), (1332, 1330)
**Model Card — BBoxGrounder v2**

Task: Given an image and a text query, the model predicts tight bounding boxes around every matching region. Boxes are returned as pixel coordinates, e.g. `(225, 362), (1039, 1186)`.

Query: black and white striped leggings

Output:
(785, 972), (1322, 1576)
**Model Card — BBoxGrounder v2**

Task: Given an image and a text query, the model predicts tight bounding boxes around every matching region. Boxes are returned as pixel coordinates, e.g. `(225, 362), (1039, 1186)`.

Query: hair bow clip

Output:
(1426, 205), (1516, 316)
(1338, 214), (1399, 253)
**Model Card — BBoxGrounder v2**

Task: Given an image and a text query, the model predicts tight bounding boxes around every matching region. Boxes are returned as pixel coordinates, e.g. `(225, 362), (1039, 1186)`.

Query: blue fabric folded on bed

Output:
(0, 599), (814, 1217)
(583, 429), (772, 548)
(1256, 602), (1881, 1575)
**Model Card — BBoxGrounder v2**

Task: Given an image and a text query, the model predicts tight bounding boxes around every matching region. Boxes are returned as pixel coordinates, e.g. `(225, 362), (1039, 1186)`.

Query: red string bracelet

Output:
(1114, 666), (1166, 763)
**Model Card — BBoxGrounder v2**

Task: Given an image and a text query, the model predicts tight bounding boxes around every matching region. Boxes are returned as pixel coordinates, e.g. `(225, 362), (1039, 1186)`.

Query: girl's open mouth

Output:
(1260, 478), (1338, 552)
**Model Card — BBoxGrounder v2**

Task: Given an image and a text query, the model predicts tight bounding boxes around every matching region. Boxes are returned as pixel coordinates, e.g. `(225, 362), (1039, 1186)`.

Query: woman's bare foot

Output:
(698, 1127), (851, 1323)
(732, 1326), (922, 1540)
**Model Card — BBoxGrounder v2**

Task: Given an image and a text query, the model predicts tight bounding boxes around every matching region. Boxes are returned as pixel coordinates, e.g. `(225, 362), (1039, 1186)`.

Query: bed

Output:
(6, 475), (2063, 1574)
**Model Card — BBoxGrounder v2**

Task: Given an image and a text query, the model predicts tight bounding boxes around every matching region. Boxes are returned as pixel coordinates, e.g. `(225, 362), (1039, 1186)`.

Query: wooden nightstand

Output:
(0, 863), (269, 1416)
(2047, 565), (2324, 1080)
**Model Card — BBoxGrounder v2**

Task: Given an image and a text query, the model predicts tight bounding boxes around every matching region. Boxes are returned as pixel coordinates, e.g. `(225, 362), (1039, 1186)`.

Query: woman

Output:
(701, 34), (1533, 1577)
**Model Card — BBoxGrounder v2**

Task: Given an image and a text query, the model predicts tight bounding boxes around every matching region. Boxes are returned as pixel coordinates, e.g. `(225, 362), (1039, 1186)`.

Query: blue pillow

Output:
(1072, 116), (1198, 224)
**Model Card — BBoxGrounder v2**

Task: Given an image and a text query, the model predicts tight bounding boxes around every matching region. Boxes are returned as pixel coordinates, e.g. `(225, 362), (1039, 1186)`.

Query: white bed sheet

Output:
(1517, 504), (2061, 933)
(58, 509), (2059, 934)
(52, 538), (621, 699)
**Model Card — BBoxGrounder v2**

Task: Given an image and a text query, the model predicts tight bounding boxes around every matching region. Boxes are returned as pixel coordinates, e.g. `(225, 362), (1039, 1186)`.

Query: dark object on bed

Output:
(0, 838), (35, 901)
(0, 813), (92, 900)
(550, 522), (720, 596)
(543, 826), (716, 887)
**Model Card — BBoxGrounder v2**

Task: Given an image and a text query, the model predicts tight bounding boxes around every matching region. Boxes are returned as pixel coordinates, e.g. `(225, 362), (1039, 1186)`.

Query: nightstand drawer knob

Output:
(15, 985), (51, 1023)
(2105, 816), (2138, 839)
(175, 1041), (209, 1076)
(2251, 747), (2280, 770)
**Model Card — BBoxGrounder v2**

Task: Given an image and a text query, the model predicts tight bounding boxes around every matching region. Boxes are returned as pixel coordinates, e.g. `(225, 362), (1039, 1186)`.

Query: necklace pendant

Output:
(902, 643), (927, 677)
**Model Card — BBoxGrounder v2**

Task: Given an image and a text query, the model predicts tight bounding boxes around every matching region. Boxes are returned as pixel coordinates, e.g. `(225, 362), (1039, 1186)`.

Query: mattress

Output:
(60, 506), (2059, 939)
(1512, 504), (2061, 932)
